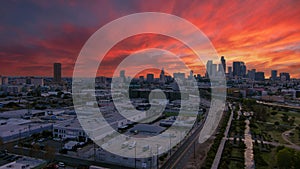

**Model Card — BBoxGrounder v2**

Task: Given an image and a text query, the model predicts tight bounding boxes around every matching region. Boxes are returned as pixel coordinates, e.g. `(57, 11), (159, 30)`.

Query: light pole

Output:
(156, 144), (159, 169)
(169, 133), (172, 156)
(135, 145), (137, 169)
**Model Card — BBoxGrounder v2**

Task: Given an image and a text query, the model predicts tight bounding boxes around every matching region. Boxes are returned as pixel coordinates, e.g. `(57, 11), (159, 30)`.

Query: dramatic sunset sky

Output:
(0, 0), (300, 78)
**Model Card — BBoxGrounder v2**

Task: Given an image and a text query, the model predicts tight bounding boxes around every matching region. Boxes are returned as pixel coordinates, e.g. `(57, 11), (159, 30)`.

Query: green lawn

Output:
(256, 147), (278, 169)
(288, 129), (300, 146)
(267, 109), (300, 126)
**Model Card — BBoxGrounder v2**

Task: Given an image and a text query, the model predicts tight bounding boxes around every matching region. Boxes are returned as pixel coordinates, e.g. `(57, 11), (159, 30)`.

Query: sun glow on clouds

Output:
(0, 0), (300, 78)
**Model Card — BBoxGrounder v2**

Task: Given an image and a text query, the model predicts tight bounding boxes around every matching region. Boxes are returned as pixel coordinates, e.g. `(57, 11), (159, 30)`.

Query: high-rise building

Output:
(248, 69), (256, 80)
(146, 73), (154, 82)
(159, 68), (165, 83)
(139, 76), (144, 82)
(221, 56), (226, 73)
(271, 70), (277, 81)
(233, 61), (246, 78)
(280, 72), (290, 81)
(53, 63), (62, 83)
(188, 70), (194, 80)
(255, 72), (265, 81)
(120, 70), (125, 78)
(120, 70), (126, 82)
(240, 62), (246, 77)
(228, 66), (233, 78)
(233, 62), (241, 77)
(218, 64), (222, 73)
(173, 72), (185, 80)
(212, 64), (217, 77)
(206, 60), (213, 78)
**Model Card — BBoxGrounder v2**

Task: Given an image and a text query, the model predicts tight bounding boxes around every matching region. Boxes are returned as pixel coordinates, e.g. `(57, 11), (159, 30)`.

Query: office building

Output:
(271, 70), (278, 81)
(280, 72), (290, 81)
(146, 73), (154, 82)
(159, 68), (165, 83)
(248, 69), (256, 80)
(173, 72), (185, 80)
(228, 67), (233, 78)
(188, 70), (194, 80)
(206, 60), (213, 78)
(120, 70), (125, 79)
(53, 63), (62, 83)
(233, 62), (241, 77)
(255, 72), (265, 81)
(240, 62), (246, 77)
(233, 61), (246, 78)
(212, 64), (217, 77)
(221, 56), (226, 73)
(53, 118), (87, 141)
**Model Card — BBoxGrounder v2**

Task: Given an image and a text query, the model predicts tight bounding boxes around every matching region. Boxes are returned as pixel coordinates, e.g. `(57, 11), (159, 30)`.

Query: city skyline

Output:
(0, 0), (300, 78)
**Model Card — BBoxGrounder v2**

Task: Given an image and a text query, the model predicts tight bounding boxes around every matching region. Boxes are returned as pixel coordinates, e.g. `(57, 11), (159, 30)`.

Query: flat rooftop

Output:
(0, 156), (46, 169)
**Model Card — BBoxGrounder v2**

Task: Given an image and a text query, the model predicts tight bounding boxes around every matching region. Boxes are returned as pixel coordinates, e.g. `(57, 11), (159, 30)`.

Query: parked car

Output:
(58, 162), (65, 168)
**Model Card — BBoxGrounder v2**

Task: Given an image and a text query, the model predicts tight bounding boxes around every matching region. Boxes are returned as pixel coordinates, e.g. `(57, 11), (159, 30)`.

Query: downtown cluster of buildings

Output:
(205, 56), (291, 82)
(0, 56), (299, 168)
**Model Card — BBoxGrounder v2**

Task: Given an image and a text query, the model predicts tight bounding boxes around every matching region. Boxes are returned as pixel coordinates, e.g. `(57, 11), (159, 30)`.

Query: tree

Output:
(281, 114), (289, 122)
(277, 148), (300, 168)
(0, 138), (3, 151)
(277, 148), (293, 169)
(274, 121), (280, 126)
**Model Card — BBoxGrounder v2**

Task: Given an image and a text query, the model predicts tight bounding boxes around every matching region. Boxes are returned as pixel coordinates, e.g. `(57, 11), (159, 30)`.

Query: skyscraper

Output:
(248, 69), (256, 80)
(240, 62), (246, 78)
(233, 61), (246, 78)
(221, 56), (226, 73)
(212, 64), (217, 77)
(189, 70), (194, 80)
(206, 60), (213, 78)
(271, 70), (277, 81)
(255, 72), (265, 81)
(228, 66), (233, 78)
(233, 62), (241, 77)
(53, 63), (61, 83)
(120, 70), (125, 78)
(147, 73), (154, 82)
(280, 72), (290, 81)
(159, 68), (165, 83)
(120, 70), (125, 81)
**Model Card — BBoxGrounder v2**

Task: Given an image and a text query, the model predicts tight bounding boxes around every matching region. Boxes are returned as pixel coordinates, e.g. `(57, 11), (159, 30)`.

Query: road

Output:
(159, 98), (213, 169)
(281, 129), (297, 146)
(8, 146), (134, 169)
(210, 104), (233, 169)
(160, 119), (206, 169)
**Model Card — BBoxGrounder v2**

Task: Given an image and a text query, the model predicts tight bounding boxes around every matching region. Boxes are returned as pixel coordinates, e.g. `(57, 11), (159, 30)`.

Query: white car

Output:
(58, 162), (65, 167)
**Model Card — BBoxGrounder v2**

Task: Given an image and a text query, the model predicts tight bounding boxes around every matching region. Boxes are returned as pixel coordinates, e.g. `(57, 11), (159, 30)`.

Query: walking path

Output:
(211, 104), (233, 169)
(244, 119), (255, 169)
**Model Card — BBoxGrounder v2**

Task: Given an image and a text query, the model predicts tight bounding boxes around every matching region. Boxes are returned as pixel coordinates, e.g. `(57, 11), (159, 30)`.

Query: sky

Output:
(0, 0), (300, 78)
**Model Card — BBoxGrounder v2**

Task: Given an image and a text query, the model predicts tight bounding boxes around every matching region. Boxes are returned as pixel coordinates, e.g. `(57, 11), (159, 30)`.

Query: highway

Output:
(160, 120), (205, 169)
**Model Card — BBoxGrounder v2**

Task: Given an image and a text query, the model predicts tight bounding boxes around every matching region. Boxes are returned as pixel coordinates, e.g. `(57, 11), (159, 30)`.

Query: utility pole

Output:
(135, 145), (137, 169)
(157, 144), (159, 169)
(169, 133), (172, 156)
(194, 141), (196, 159)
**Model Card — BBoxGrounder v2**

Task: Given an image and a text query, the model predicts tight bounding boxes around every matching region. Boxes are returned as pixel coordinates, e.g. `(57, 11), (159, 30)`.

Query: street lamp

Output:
(156, 144), (159, 169)
(135, 145), (137, 169)
(169, 133), (172, 156)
